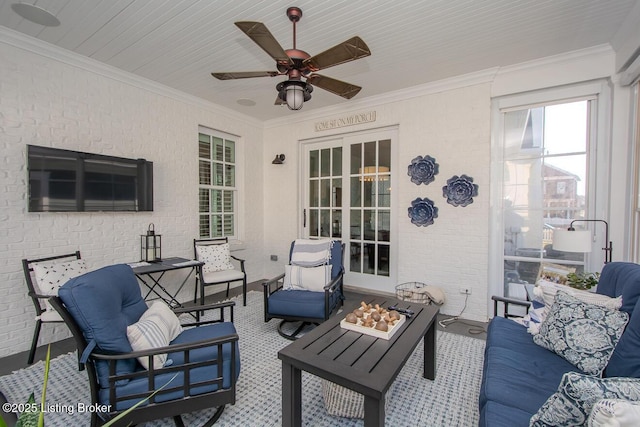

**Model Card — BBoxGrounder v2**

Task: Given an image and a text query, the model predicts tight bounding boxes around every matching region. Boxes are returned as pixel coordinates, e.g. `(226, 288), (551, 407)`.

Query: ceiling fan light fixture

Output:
(277, 80), (313, 110)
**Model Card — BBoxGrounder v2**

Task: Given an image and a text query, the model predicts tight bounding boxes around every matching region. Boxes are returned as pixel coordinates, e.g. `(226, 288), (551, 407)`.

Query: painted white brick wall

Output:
(263, 84), (492, 322)
(0, 42), (265, 358)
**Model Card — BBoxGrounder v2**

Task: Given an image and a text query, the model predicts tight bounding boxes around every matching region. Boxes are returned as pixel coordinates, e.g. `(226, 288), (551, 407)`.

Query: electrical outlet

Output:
(270, 255), (278, 261)
(459, 287), (472, 295)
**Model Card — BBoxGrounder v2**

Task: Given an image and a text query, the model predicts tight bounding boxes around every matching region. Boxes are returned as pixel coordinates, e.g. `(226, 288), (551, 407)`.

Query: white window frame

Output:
(198, 126), (240, 240)
(488, 80), (612, 315)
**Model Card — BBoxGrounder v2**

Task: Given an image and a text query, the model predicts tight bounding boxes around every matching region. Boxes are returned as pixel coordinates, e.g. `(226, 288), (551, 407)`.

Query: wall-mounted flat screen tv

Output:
(27, 145), (153, 212)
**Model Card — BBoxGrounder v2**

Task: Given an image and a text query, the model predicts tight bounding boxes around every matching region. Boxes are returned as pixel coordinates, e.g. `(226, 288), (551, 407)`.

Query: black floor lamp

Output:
(553, 219), (612, 263)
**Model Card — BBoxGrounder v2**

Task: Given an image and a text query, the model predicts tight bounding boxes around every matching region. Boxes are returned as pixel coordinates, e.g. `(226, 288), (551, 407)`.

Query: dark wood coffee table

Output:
(278, 295), (439, 427)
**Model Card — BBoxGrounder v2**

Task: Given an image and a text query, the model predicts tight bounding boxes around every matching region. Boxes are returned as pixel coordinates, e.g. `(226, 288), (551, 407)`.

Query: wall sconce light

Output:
(553, 219), (612, 263)
(141, 223), (162, 262)
(272, 154), (286, 164)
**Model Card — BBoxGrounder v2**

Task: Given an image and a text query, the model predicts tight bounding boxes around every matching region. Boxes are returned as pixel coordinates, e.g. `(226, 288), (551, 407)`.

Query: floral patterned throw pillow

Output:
(530, 372), (640, 426)
(533, 291), (628, 376)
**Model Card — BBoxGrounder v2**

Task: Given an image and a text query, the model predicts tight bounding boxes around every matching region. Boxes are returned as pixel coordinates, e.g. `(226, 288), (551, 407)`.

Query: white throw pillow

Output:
(196, 243), (234, 273)
(127, 301), (183, 370)
(588, 399), (640, 427)
(283, 264), (332, 292)
(33, 259), (87, 312)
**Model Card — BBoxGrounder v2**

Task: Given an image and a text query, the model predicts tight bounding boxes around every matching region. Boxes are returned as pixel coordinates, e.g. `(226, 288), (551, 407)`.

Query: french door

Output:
(303, 128), (397, 289)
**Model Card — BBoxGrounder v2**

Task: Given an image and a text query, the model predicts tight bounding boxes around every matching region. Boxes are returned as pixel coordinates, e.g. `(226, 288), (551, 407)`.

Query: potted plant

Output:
(566, 271), (600, 290)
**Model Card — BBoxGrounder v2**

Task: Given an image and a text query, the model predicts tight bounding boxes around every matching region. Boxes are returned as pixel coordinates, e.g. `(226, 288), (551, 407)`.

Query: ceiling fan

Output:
(211, 7), (371, 110)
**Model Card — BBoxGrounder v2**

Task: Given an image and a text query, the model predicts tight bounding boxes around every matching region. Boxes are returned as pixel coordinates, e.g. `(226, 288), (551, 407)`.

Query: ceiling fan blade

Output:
(235, 21), (293, 66)
(211, 71), (279, 80)
(303, 36), (371, 71)
(307, 74), (362, 99)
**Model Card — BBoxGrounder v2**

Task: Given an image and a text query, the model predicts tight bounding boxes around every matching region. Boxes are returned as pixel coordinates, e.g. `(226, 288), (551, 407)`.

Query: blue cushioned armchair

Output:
(263, 239), (344, 340)
(50, 264), (240, 427)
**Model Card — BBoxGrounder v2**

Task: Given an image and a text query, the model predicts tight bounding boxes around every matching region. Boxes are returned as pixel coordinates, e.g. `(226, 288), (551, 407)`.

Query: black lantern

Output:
(141, 223), (161, 262)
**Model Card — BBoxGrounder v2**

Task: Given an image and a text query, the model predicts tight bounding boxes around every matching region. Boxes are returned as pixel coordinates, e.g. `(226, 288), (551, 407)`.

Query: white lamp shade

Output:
(286, 85), (304, 110)
(553, 229), (592, 253)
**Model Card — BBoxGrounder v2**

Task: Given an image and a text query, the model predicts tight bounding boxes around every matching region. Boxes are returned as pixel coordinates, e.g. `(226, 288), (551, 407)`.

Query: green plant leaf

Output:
(15, 394), (38, 427)
(101, 373), (179, 427)
(38, 345), (51, 427)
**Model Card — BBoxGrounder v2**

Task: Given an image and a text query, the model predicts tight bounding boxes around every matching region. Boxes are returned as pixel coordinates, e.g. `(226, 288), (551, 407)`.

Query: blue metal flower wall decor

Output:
(407, 155), (439, 185)
(442, 174), (479, 207)
(408, 197), (439, 227)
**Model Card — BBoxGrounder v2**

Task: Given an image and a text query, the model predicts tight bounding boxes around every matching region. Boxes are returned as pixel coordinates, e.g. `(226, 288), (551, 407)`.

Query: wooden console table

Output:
(278, 295), (439, 427)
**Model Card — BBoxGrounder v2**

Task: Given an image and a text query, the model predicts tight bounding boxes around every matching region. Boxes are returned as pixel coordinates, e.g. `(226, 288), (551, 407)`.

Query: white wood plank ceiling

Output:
(1, 0), (638, 121)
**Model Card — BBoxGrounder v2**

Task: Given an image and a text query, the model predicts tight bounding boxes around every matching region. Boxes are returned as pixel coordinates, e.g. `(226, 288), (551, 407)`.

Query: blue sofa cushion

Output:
(597, 262), (640, 314)
(99, 322), (241, 410)
(480, 317), (580, 415)
(59, 264), (148, 385)
(268, 289), (327, 319)
(606, 296), (640, 378)
(480, 401), (533, 427)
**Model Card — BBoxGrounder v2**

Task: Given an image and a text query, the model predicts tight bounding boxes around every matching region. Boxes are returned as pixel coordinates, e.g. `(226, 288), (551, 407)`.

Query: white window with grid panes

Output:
(198, 127), (237, 238)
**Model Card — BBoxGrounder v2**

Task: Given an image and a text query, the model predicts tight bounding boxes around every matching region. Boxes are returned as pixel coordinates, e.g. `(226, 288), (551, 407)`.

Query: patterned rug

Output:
(0, 291), (485, 426)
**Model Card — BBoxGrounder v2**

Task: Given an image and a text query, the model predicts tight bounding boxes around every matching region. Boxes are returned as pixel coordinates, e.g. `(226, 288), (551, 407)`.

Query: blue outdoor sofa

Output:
(479, 262), (640, 426)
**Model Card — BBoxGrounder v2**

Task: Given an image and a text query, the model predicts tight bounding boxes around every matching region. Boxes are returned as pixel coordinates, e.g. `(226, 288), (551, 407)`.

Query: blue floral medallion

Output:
(408, 197), (438, 227)
(442, 174), (479, 207)
(407, 155), (439, 185)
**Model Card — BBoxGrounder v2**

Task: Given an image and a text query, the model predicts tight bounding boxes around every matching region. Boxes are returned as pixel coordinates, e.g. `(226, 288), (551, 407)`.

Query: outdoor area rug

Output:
(0, 291), (486, 426)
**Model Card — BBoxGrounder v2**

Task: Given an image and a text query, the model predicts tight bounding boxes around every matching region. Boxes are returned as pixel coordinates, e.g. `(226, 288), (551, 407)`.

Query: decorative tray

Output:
(339, 302), (407, 340)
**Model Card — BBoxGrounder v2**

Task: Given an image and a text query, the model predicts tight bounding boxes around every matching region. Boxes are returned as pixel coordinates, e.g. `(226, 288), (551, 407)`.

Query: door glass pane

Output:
(379, 139), (391, 170)
(320, 179), (331, 207)
(309, 209), (318, 237)
(350, 242), (362, 273)
(310, 150), (319, 178)
(350, 177), (361, 207)
(350, 143), (361, 174)
(363, 180), (374, 207)
(309, 181), (319, 207)
(378, 178), (391, 207)
(364, 141), (375, 170)
(350, 209), (361, 239)
(332, 209), (342, 237)
(502, 100), (589, 297)
(378, 211), (390, 241)
(320, 209), (330, 237)
(332, 178), (342, 207)
(321, 148), (331, 177)
(378, 244), (390, 276)
(332, 147), (342, 176)
(363, 210), (374, 241)
(363, 242), (375, 274)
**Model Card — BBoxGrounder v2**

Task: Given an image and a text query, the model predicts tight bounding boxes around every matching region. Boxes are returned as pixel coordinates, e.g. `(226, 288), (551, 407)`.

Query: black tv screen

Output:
(27, 145), (153, 212)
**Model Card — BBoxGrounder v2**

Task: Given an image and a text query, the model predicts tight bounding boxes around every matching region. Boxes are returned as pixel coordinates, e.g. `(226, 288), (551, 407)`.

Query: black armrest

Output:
(174, 300), (235, 326)
(230, 255), (246, 272)
(323, 274), (342, 293)
(263, 273), (285, 296)
(491, 295), (531, 318)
